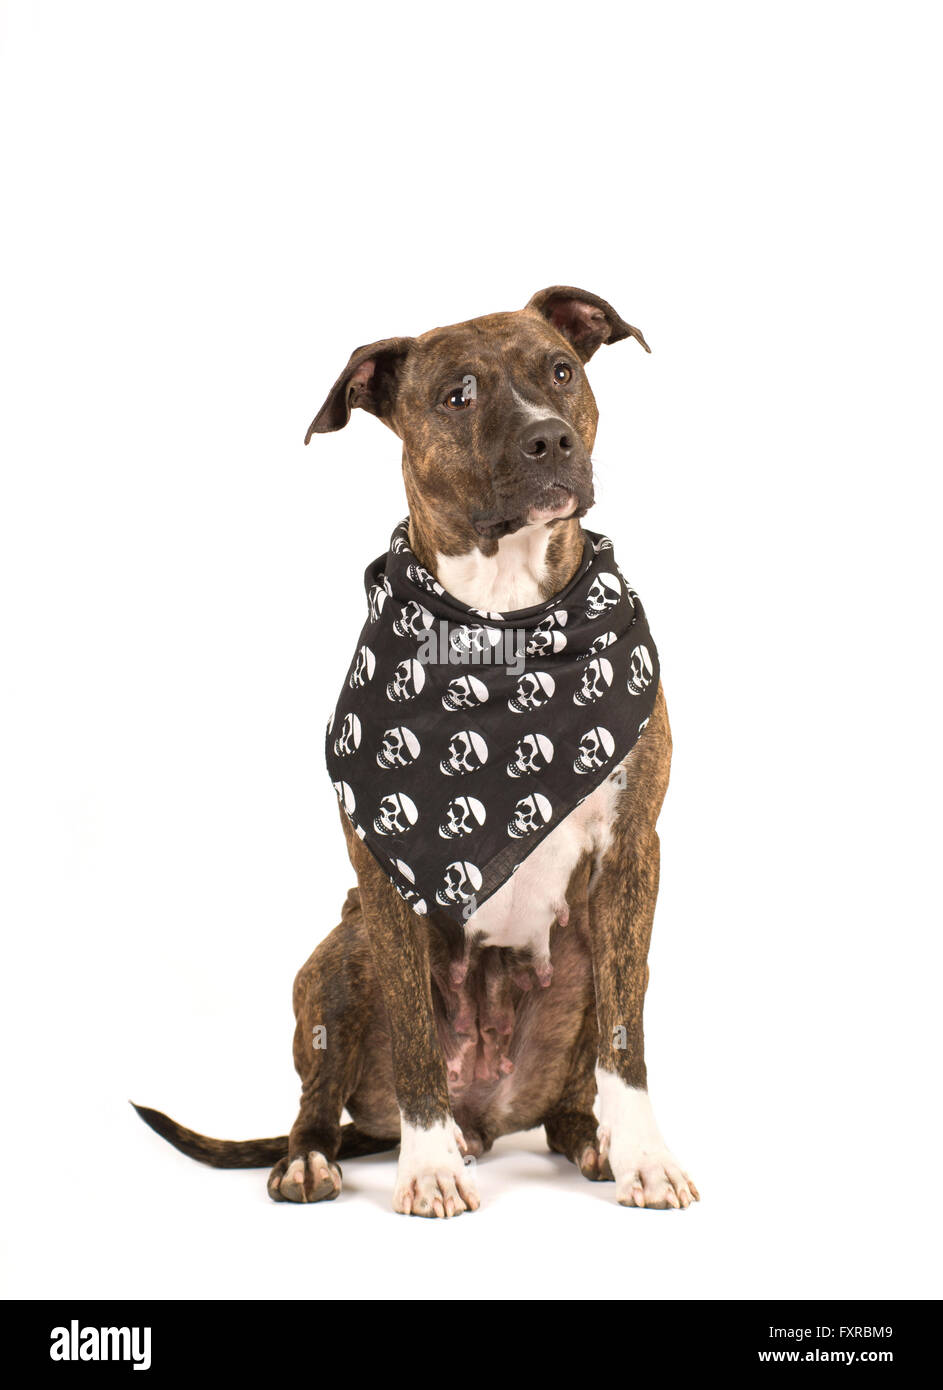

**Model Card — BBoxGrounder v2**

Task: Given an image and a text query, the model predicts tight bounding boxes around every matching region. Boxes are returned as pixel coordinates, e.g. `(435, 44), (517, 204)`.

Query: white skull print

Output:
(374, 792), (419, 836)
(578, 631), (617, 660)
(440, 730), (488, 776)
(627, 644), (654, 696)
(584, 572), (622, 620)
(392, 600), (434, 638)
(376, 726), (421, 770)
(438, 796), (487, 840)
(332, 780), (356, 816)
(435, 860), (483, 907)
(508, 670), (555, 714)
(573, 657), (614, 706)
(507, 732), (555, 778)
(349, 645), (376, 689)
(508, 792), (552, 839)
(333, 711), (362, 757)
(390, 858), (427, 915)
(406, 561), (444, 596)
(386, 658), (425, 701)
(449, 625), (501, 660)
(522, 610), (567, 658)
(442, 674), (489, 711)
(524, 625), (567, 658)
(574, 726), (616, 774)
(367, 577), (392, 624)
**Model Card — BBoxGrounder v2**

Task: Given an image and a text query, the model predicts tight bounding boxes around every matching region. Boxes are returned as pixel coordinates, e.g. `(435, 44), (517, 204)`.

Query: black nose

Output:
(519, 418), (574, 465)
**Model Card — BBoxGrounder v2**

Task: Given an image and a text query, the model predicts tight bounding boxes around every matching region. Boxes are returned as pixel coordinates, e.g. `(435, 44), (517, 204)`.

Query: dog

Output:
(135, 286), (699, 1217)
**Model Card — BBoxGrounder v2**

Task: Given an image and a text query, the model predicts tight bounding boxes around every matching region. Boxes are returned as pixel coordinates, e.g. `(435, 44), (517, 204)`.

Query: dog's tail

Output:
(131, 1102), (399, 1168)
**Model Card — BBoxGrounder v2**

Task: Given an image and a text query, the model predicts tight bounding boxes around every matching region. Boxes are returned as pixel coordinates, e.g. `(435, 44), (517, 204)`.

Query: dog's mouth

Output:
(526, 485), (580, 523)
(473, 482), (590, 540)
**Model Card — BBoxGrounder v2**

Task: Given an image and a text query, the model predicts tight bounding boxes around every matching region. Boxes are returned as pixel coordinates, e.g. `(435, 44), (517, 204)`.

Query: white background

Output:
(2, 0), (941, 1301)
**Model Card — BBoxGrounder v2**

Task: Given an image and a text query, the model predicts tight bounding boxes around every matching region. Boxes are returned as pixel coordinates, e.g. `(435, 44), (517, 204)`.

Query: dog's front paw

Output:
(267, 1152), (342, 1204)
(393, 1118), (480, 1218)
(599, 1135), (699, 1209)
(596, 1072), (699, 1210)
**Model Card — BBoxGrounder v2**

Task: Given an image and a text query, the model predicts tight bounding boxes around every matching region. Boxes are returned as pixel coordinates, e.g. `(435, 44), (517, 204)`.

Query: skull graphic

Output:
(332, 780), (356, 816)
(386, 658), (425, 702)
(406, 561), (444, 596)
(442, 674), (489, 711)
(349, 645), (376, 689)
(438, 795), (487, 840)
(584, 572), (621, 619)
(524, 625), (567, 658)
(389, 858), (427, 916)
(373, 792), (419, 836)
(573, 657), (614, 707)
(333, 711), (362, 757)
(440, 730), (489, 776)
(449, 625), (501, 660)
(508, 670), (555, 714)
(592, 535), (613, 553)
(391, 525), (410, 554)
(574, 726), (616, 774)
(508, 792), (553, 839)
(523, 611), (567, 658)
(367, 577), (392, 624)
(507, 732), (555, 778)
(393, 600), (434, 638)
(376, 725), (421, 770)
(627, 644), (654, 696)
(578, 631), (617, 660)
(435, 860), (483, 907)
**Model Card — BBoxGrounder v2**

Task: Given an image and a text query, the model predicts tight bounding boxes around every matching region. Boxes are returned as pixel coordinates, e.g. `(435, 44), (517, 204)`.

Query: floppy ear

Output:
(304, 336), (414, 442)
(526, 286), (650, 362)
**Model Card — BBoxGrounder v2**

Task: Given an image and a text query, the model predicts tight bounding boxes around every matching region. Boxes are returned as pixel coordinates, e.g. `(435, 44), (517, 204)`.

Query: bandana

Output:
(326, 518), (659, 925)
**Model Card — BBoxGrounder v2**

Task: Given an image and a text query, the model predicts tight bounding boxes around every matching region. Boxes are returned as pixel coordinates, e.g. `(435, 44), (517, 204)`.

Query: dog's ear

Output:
(526, 286), (650, 361)
(305, 337), (414, 441)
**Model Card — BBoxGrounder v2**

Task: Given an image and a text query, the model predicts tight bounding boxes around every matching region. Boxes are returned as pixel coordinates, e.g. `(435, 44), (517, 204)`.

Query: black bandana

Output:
(326, 519), (659, 925)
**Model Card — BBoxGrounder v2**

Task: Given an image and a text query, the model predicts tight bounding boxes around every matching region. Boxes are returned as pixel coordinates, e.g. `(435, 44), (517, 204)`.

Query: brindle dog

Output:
(135, 287), (699, 1217)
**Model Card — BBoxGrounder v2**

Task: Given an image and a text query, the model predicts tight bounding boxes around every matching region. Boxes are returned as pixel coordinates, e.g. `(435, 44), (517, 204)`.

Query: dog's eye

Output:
(444, 388), (471, 409)
(552, 362), (573, 385)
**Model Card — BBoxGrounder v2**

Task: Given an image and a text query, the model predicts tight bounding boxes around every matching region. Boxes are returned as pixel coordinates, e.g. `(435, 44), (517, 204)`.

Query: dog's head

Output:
(306, 286), (649, 555)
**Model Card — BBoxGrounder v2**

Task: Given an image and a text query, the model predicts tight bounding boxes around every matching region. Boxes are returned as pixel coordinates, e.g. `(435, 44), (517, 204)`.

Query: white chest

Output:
(433, 526), (550, 614)
(464, 761), (626, 963)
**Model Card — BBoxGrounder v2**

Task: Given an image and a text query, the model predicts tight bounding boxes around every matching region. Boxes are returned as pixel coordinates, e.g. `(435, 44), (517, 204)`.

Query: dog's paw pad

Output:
(267, 1151), (342, 1204)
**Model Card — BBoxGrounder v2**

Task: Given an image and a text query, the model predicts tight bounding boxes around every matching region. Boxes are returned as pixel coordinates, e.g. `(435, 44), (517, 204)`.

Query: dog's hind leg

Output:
(268, 887), (397, 1204)
(543, 997), (613, 1182)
